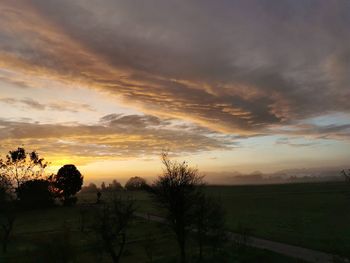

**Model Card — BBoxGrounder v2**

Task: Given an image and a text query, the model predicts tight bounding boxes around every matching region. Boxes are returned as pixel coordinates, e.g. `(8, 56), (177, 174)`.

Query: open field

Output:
(2, 181), (349, 262)
(205, 182), (350, 257)
(0, 203), (304, 262)
(77, 181), (350, 257)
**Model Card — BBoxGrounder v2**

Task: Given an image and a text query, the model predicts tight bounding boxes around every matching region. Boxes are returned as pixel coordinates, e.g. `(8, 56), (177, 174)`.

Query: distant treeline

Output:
(206, 169), (345, 185)
(80, 176), (148, 193)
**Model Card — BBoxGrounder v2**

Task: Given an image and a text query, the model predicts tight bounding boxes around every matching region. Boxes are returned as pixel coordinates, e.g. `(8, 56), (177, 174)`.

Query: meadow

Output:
(1, 181), (349, 262)
(205, 182), (350, 257)
(0, 197), (304, 263)
(80, 182), (350, 257)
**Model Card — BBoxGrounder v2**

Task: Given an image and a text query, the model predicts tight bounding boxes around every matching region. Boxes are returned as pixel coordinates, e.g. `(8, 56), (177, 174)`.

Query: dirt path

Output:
(135, 212), (345, 263)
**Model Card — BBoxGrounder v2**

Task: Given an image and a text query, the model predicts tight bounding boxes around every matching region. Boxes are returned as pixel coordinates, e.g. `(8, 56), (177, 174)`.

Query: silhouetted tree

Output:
(193, 195), (227, 261)
(52, 164), (83, 206)
(17, 179), (54, 208)
(81, 182), (98, 193)
(125, 176), (147, 191)
(341, 169), (350, 182)
(0, 147), (47, 196)
(97, 191), (102, 204)
(93, 197), (135, 263)
(151, 152), (203, 263)
(107, 180), (123, 191)
(101, 182), (106, 191)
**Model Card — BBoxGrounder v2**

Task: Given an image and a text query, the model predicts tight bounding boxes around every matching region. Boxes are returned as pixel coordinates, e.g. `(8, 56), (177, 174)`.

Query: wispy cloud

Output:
(0, 97), (95, 112)
(0, 114), (236, 163)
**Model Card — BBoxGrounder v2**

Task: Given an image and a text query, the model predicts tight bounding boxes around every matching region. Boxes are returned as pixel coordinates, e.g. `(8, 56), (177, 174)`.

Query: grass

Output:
(2, 181), (349, 261)
(0, 204), (304, 262)
(204, 182), (350, 257)
(78, 181), (350, 257)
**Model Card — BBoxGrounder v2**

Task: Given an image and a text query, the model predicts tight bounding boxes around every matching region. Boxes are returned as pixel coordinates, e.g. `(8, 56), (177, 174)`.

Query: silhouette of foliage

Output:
(52, 164), (83, 206)
(125, 176), (148, 191)
(93, 197), (135, 263)
(0, 147), (48, 196)
(81, 182), (98, 193)
(151, 152), (204, 263)
(17, 179), (54, 208)
(108, 180), (123, 191)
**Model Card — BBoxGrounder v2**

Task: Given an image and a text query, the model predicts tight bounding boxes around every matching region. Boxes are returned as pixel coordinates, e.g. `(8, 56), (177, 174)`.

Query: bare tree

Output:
(93, 197), (135, 263)
(341, 169), (350, 182)
(151, 152), (203, 263)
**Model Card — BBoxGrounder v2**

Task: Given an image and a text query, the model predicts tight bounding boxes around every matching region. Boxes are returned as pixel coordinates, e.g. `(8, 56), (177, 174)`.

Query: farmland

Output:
(79, 182), (350, 257)
(1, 181), (349, 262)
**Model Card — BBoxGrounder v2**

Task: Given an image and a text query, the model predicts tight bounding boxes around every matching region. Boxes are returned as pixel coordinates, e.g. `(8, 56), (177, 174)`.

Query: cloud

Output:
(0, 97), (95, 112)
(275, 137), (319, 147)
(0, 114), (236, 162)
(0, 0), (349, 137)
(269, 121), (350, 141)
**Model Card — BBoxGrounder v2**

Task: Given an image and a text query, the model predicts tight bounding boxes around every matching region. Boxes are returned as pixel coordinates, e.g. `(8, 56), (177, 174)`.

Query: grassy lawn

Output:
(77, 182), (350, 257)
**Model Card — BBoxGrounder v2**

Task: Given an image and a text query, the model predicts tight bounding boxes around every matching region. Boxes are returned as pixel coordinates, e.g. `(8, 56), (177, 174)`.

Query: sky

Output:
(0, 0), (349, 184)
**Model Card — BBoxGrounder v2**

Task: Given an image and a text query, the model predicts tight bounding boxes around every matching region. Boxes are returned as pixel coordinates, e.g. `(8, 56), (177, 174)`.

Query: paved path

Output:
(134, 212), (345, 263)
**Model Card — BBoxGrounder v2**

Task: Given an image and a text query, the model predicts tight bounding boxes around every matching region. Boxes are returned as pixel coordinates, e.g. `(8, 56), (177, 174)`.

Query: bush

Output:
(17, 179), (54, 208)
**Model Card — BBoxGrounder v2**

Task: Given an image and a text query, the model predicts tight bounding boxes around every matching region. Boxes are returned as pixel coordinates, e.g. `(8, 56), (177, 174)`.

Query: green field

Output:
(0, 202), (304, 262)
(80, 182), (350, 257)
(1, 181), (349, 262)
(205, 182), (350, 257)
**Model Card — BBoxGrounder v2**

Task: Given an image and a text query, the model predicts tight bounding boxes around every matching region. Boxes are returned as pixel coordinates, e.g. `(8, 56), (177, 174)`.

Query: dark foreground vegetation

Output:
(0, 147), (348, 262)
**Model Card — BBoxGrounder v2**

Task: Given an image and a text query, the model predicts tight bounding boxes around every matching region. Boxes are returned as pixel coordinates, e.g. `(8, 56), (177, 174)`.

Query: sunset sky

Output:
(0, 0), (349, 184)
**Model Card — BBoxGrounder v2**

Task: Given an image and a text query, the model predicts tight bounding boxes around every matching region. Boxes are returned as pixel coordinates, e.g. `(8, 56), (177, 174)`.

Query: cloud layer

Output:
(0, 0), (350, 172)
(0, 114), (235, 163)
(0, 0), (349, 136)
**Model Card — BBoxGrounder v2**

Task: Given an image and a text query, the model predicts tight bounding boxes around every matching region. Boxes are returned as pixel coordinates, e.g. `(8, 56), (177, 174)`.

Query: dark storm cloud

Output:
(0, 0), (350, 135)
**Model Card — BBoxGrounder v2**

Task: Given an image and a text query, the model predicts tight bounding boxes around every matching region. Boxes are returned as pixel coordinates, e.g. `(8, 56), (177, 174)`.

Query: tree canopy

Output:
(53, 164), (83, 205)
(0, 147), (47, 192)
(125, 176), (147, 191)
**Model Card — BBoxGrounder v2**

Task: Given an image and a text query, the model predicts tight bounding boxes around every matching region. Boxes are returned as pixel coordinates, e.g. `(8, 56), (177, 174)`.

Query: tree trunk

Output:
(180, 243), (186, 263)
(116, 233), (126, 263)
(105, 241), (118, 263)
(178, 233), (186, 263)
(2, 216), (15, 253)
(198, 237), (203, 262)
